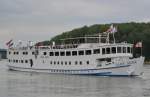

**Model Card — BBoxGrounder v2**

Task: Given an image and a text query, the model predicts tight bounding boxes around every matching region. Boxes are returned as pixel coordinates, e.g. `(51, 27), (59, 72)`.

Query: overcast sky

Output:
(0, 0), (150, 48)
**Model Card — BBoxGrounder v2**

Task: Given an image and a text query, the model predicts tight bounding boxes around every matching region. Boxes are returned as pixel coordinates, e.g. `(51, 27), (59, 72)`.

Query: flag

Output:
(135, 42), (142, 48)
(6, 39), (13, 46)
(106, 24), (113, 33)
(111, 26), (117, 33)
(9, 43), (14, 48)
(6, 39), (13, 48)
(106, 24), (117, 33)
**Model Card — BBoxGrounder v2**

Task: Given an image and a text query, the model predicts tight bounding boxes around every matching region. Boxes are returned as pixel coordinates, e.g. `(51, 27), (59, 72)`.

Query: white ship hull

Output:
(7, 56), (144, 76)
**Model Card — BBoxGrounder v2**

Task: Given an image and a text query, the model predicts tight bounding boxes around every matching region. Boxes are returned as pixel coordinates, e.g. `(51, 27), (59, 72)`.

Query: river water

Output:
(0, 60), (150, 97)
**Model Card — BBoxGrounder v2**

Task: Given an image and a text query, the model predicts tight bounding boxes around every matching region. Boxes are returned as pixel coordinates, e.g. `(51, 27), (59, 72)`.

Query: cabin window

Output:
(102, 48), (105, 54)
(32, 52), (35, 55)
(61, 61), (63, 65)
(16, 52), (19, 55)
(9, 51), (11, 54)
(65, 61), (67, 65)
(66, 51), (71, 56)
(25, 60), (28, 63)
(93, 49), (100, 54)
(75, 61), (78, 65)
(57, 61), (59, 65)
(50, 61), (52, 64)
(106, 48), (110, 54)
(49, 52), (54, 56)
(127, 47), (130, 53)
(123, 47), (126, 53)
(87, 61), (89, 65)
(21, 60), (23, 63)
(23, 52), (28, 55)
(72, 51), (77, 56)
(79, 61), (82, 65)
(86, 50), (91, 55)
(16, 60), (18, 63)
(112, 47), (116, 53)
(43, 52), (47, 55)
(117, 47), (121, 53)
(99, 58), (111, 62)
(54, 61), (56, 65)
(55, 52), (59, 56)
(78, 50), (84, 55)
(69, 61), (71, 65)
(14, 52), (16, 54)
(60, 52), (65, 56)
(106, 58), (111, 62)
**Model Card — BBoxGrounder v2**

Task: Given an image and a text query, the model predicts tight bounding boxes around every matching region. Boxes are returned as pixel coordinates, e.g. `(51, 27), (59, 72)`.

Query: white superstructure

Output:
(6, 30), (145, 76)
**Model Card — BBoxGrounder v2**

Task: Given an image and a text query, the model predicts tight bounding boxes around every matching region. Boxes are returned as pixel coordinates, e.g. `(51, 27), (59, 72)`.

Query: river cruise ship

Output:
(6, 26), (145, 76)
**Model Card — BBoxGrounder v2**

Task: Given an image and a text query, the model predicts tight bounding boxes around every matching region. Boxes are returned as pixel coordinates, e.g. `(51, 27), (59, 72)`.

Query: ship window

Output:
(75, 61), (78, 65)
(79, 61), (82, 65)
(60, 52), (65, 56)
(9, 51), (11, 54)
(127, 47), (130, 53)
(65, 61), (67, 65)
(86, 50), (91, 55)
(61, 61), (63, 65)
(25, 60), (28, 63)
(93, 49), (100, 54)
(55, 52), (59, 56)
(123, 47), (126, 53)
(106, 48), (110, 54)
(72, 51), (77, 56)
(69, 61), (71, 65)
(21, 60), (23, 63)
(13, 60), (15, 63)
(66, 51), (71, 56)
(16, 52), (19, 55)
(50, 61), (52, 64)
(87, 61), (89, 65)
(14, 52), (15, 54)
(78, 50), (84, 55)
(106, 58), (111, 62)
(8, 59), (11, 62)
(43, 52), (47, 55)
(102, 48), (105, 54)
(54, 61), (56, 64)
(57, 61), (59, 65)
(16, 60), (18, 63)
(32, 52), (35, 55)
(23, 52), (28, 55)
(49, 52), (54, 56)
(117, 47), (121, 53)
(112, 47), (116, 53)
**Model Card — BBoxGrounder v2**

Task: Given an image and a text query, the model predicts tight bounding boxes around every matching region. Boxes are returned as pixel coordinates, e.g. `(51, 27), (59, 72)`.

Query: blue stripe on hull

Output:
(72, 72), (134, 77)
(8, 65), (135, 76)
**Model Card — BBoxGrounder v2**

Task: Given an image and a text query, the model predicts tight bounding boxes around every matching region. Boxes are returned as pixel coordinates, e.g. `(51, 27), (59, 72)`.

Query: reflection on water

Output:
(0, 61), (150, 97)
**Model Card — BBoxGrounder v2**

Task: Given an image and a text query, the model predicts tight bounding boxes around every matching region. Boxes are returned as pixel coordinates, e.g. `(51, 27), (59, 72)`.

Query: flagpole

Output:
(141, 41), (142, 56)
(113, 33), (115, 43)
